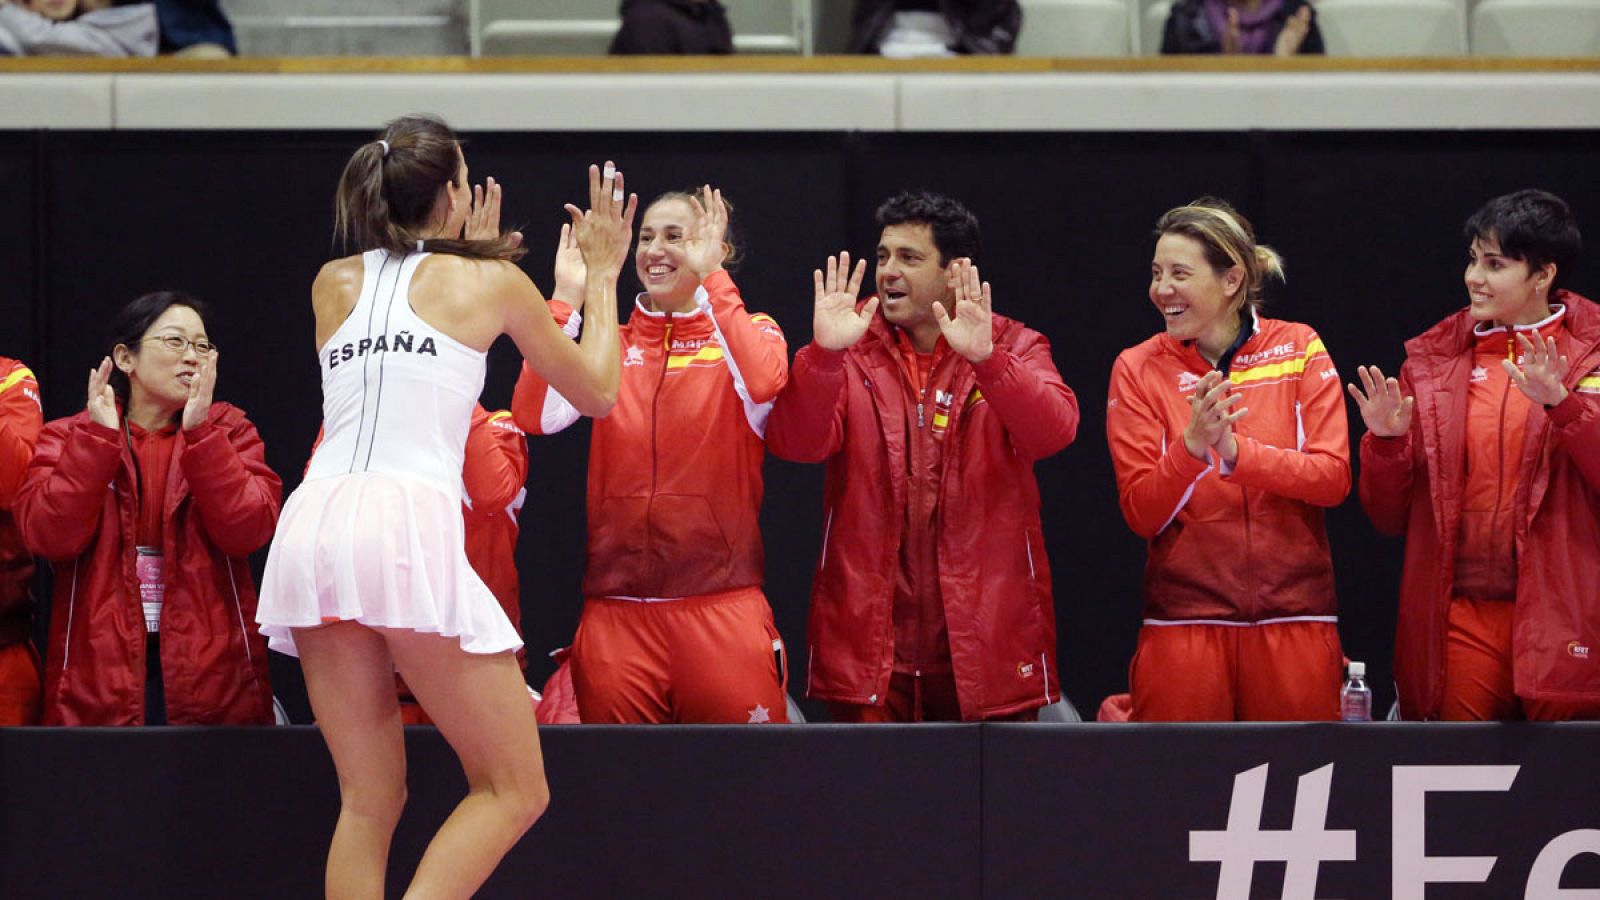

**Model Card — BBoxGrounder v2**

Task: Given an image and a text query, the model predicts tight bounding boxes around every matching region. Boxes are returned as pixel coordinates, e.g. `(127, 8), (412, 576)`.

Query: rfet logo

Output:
(1569, 641), (1591, 659)
(1016, 661), (1036, 679)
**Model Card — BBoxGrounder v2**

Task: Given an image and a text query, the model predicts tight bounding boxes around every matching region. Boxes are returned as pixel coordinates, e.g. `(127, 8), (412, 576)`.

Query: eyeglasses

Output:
(143, 335), (217, 356)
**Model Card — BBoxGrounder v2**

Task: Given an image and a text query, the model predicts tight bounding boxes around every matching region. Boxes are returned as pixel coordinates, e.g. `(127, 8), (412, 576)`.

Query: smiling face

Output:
(115, 304), (209, 419)
(1465, 234), (1555, 326)
(635, 197), (701, 312)
(875, 222), (953, 339)
(1150, 232), (1245, 356)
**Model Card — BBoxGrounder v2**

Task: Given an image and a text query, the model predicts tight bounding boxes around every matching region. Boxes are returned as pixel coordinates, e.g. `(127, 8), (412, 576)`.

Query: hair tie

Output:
(416, 240), (425, 251)
(377, 140), (390, 158)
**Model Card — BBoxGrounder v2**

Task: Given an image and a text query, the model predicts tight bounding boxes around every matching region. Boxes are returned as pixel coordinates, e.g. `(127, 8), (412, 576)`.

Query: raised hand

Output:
(463, 176), (523, 248)
(1346, 365), (1414, 438)
(1183, 371), (1247, 462)
(1222, 7), (1243, 54)
(182, 351), (217, 432)
(684, 184), (729, 280)
(812, 251), (877, 352)
(86, 357), (118, 430)
(566, 161), (639, 279)
(1274, 5), (1313, 56)
(552, 222), (587, 309)
(1505, 332), (1570, 408)
(932, 258), (993, 364)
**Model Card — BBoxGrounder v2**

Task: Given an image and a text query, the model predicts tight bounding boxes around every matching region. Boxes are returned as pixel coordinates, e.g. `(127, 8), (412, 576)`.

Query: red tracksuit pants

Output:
(571, 586), (788, 724)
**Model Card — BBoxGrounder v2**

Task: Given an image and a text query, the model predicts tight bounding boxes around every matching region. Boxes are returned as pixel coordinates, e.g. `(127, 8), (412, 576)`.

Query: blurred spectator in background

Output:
(0, 357), (42, 726)
(0, 0), (157, 56)
(150, 0), (234, 57)
(611, 0), (733, 55)
(1162, 0), (1322, 56)
(850, 0), (1021, 57)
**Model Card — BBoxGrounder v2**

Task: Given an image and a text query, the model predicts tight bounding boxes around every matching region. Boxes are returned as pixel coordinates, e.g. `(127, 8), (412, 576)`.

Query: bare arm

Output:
(502, 163), (635, 418)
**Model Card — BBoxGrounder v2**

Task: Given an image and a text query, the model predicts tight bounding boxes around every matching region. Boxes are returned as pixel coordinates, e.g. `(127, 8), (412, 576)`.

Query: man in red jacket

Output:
(0, 357), (43, 725)
(768, 191), (1079, 722)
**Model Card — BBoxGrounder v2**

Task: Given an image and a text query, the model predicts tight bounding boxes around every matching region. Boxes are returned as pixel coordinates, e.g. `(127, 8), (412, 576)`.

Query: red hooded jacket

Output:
(1360, 291), (1600, 718)
(767, 311), (1078, 720)
(0, 358), (42, 649)
(16, 404), (281, 725)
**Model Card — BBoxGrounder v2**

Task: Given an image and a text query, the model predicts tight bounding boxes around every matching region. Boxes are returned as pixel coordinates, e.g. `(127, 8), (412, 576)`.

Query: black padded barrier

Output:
(2, 724), (1598, 897)
(3, 128), (1600, 724)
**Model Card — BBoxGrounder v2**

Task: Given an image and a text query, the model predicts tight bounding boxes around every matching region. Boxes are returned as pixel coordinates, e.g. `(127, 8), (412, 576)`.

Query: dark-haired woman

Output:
(1106, 199), (1350, 721)
(512, 185), (791, 724)
(1351, 189), (1600, 721)
(256, 115), (630, 898)
(16, 292), (280, 726)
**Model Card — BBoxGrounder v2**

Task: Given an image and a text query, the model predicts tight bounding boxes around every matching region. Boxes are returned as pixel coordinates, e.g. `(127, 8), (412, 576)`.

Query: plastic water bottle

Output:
(1341, 661), (1373, 722)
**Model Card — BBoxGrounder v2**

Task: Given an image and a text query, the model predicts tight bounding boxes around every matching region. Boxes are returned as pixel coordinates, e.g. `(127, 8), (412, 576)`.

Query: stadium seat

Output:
(1471, 0), (1600, 56)
(1016, 0), (1132, 56)
(1138, 0), (1173, 55)
(1315, 0), (1468, 56)
(227, 0), (467, 56)
(726, 0), (812, 54)
(473, 0), (616, 56)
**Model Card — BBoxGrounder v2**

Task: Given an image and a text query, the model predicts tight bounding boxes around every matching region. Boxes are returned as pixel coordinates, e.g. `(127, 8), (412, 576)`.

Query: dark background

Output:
(4, 127), (1598, 722)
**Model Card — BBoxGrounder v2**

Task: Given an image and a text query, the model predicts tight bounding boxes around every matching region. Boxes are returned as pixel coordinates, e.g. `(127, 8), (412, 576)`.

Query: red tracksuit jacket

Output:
(512, 269), (787, 600)
(0, 358), (42, 651)
(1107, 313), (1351, 623)
(1360, 291), (1600, 717)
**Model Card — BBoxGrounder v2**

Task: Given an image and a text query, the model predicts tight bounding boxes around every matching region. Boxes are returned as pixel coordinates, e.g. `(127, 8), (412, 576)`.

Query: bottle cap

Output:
(1348, 661), (1365, 678)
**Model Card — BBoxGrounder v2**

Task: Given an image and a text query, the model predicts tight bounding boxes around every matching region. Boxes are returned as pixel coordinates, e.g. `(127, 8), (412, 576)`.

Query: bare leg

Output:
(295, 622), (408, 900)
(380, 628), (548, 900)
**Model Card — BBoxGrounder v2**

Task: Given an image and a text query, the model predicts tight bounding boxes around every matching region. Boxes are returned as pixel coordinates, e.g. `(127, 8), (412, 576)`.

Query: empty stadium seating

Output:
(1316, 0), (1469, 56)
(1471, 0), (1600, 56)
(1016, 0), (1132, 56)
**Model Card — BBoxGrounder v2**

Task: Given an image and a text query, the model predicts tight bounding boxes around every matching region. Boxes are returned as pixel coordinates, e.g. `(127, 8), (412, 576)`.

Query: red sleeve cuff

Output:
(803, 342), (848, 374)
(183, 418), (218, 441)
(969, 348), (1010, 382)
(1546, 391), (1587, 427)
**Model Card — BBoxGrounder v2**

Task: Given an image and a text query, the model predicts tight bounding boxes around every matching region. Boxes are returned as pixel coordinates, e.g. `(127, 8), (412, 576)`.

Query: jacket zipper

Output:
(648, 321), (672, 554)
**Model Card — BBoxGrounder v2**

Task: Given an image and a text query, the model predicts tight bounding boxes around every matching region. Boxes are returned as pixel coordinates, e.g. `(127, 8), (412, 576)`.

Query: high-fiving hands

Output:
(565, 161), (638, 279)
(812, 251), (877, 352)
(463, 176), (523, 249)
(932, 258), (993, 364)
(551, 222), (586, 311)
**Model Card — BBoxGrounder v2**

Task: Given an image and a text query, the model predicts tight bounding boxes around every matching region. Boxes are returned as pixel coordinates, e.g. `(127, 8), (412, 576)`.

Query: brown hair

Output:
(333, 114), (525, 262)
(647, 190), (741, 269)
(1154, 197), (1284, 311)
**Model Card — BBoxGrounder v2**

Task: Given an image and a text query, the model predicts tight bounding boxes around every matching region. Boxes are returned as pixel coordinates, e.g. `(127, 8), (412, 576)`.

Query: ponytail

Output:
(332, 115), (525, 262)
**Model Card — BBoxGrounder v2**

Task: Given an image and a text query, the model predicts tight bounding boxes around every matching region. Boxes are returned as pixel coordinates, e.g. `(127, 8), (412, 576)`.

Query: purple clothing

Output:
(1202, 0), (1285, 54)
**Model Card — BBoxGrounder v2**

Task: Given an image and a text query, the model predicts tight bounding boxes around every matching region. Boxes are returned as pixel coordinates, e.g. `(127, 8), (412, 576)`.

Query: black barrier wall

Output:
(2, 129), (1599, 721)
(2, 725), (1598, 898)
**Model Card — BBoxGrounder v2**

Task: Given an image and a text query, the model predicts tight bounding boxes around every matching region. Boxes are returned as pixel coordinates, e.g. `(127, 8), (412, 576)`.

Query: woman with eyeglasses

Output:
(15, 290), (282, 725)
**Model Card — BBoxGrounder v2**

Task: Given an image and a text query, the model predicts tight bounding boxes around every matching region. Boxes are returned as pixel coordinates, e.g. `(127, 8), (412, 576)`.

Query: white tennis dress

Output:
(257, 249), (523, 656)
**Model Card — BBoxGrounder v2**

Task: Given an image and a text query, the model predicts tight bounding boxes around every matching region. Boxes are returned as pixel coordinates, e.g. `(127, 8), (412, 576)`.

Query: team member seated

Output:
(17, 292), (280, 725)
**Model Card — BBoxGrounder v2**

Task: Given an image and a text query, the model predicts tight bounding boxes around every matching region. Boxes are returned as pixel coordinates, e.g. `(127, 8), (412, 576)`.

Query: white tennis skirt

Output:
(257, 472), (523, 657)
